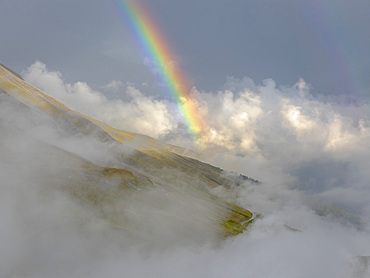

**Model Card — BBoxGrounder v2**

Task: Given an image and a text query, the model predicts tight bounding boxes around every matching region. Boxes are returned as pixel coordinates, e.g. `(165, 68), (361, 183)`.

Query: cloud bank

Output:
(13, 61), (370, 277)
(23, 62), (370, 216)
(23, 61), (177, 139)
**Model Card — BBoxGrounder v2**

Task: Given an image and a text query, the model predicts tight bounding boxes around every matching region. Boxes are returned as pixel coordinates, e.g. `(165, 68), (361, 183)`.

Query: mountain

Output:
(0, 62), (257, 240)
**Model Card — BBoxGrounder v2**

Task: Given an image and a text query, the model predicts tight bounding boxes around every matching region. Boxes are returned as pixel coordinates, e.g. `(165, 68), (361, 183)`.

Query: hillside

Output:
(0, 62), (256, 238)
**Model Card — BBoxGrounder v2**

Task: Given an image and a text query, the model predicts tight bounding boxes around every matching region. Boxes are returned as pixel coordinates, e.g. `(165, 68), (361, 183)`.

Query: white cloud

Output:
(23, 62), (370, 217)
(100, 80), (123, 92)
(192, 77), (370, 221)
(23, 61), (177, 139)
(14, 62), (370, 277)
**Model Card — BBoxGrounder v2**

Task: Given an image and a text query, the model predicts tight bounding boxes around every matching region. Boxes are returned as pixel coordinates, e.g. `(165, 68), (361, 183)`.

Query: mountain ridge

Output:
(0, 62), (256, 237)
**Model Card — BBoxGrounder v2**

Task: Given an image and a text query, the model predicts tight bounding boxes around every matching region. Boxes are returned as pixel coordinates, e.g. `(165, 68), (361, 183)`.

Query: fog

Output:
(0, 63), (369, 277)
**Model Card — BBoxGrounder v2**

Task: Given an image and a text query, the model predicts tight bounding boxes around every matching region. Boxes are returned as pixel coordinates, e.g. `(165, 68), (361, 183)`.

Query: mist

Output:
(0, 63), (369, 277)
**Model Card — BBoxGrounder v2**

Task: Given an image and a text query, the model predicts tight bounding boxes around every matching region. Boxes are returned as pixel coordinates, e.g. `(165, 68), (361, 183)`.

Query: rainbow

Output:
(114, 0), (205, 139)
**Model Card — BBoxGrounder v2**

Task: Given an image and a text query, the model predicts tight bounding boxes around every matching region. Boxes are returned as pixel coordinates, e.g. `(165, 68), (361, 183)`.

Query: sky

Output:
(1, 0), (370, 277)
(1, 0), (370, 102)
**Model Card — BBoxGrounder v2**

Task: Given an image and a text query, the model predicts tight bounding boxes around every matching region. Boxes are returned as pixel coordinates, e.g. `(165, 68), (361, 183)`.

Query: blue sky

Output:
(1, 0), (370, 102)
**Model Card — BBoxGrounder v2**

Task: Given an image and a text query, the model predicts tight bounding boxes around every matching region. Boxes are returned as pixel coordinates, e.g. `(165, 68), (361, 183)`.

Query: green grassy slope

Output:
(0, 63), (255, 236)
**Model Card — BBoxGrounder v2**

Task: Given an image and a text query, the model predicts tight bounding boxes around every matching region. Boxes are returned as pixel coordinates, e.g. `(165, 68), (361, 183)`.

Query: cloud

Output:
(23, 61), (177, 139)
(22, 61), (370, 216)
(10, 62), (370, 277)
(200, 77), (368, 156)
(100, 79), (123, 93)
(0, 86), (219, 277)
(180, 77), (370, 218)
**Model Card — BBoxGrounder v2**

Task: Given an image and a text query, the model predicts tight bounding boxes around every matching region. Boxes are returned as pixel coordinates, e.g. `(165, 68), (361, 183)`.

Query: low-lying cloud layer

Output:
(23, 61), (178, 138)
(24, 62), (370, 216)
(3, 61), (368, 277)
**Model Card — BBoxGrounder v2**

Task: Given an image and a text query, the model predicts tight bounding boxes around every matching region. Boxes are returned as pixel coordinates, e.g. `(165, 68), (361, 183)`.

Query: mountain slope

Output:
(0, 63), (255, 238)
